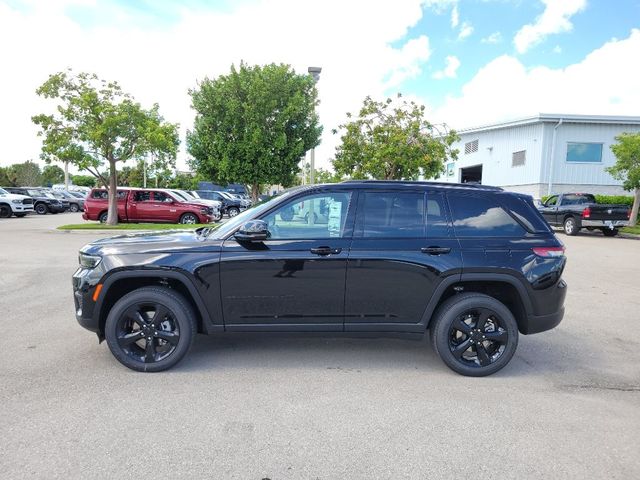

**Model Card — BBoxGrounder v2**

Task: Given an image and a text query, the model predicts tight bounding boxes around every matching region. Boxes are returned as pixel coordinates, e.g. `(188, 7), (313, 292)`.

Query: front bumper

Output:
(73, 267), (103, 334)
(11, 205), (34, 213)
(582, 219), (628, 229)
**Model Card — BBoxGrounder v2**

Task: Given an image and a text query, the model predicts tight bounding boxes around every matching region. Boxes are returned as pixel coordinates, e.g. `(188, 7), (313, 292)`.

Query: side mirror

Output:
(234, 219), (269, 242)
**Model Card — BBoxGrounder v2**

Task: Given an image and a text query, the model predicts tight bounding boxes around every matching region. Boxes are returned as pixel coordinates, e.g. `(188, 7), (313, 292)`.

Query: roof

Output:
(339, 180), (504, 192)
(458, 113), (640, 135)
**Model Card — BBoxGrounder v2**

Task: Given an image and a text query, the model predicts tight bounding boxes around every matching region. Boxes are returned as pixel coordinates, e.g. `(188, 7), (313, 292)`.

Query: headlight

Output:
(79, 253), (102, 268)
(11, 199), (22, 204)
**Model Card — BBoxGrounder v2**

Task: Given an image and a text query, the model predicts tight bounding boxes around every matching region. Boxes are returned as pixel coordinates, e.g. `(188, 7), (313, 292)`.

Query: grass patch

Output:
(57, 223), (213, 231)
(621, 225), (640, 235)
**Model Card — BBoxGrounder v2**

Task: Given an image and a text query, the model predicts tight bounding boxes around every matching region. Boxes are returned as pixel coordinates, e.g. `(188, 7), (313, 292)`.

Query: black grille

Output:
(23, 198), (33, 205)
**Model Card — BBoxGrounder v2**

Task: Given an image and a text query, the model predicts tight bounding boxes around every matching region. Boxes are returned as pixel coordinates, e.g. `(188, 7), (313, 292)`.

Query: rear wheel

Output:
(602, 228), (619, 237)
(104, 287), (197, 372)
(563, 216), (579, 236)
(0, 204), (11, 218)
(35, 203), (48, 215)
(98, 211), (108, 223)
(430, 293), (519, 377)
(179, 213), (198, 224)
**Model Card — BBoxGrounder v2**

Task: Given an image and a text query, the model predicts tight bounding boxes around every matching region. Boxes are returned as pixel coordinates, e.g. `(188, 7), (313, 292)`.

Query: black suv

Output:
(73, 181), (567, 376)
(4, 187), (66, 214)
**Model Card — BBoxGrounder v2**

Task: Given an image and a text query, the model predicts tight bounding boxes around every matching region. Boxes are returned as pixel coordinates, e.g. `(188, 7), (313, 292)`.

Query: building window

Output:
(446, 162), (455, 177)
(464, 139), (479, 154)
(512, 150), (526, 167)
(566, 142), (603, 163)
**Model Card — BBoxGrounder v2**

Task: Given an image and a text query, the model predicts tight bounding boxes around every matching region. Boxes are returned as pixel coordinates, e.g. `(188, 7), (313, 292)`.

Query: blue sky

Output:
(0, 0), (639, 169)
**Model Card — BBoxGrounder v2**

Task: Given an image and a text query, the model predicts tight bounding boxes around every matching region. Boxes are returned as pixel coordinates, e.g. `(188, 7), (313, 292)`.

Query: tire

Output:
(227, 207), (240, 217)
(0, 204), (11, 218)
(14, 213), (27, 218)
(602, 228), (619, 237)
(563, 216), (579, 236)
(69, 203), (79, 213)
(430, 293), (519, 377)
(98, 211), (109, 223)
(304, 212), (318, 223)
(104, 287), (197, 372)
(35, 203), (48, 215)
(179, 213), (199, 224)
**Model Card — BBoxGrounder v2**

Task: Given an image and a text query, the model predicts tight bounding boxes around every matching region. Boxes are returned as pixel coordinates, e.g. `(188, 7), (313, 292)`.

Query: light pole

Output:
(308, 66), (321, 185)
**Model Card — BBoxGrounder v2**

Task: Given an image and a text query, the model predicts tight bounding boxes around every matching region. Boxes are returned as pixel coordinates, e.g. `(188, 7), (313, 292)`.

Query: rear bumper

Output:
(581, 219), (628, 228)
(521, 279), (567, 334)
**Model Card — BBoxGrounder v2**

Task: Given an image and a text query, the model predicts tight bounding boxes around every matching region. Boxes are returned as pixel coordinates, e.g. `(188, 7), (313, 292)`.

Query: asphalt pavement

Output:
(1, 213), (639, 479)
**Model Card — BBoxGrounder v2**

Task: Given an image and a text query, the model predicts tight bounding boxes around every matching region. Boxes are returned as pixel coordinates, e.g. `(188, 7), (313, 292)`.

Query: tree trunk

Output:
(630, 188), (640, 227)
(64, 161), (69, 189)
(251, 184), (260, 203)
(106, 160), (118, 226)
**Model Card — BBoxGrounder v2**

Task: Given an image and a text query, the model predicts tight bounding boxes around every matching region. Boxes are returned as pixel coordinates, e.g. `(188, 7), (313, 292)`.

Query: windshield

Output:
(71, 192), (86, 198)
(171, 190), (190, 202)
(27, 189), (43, 196)
(190, 191), (201, 199)
(0, 187), (8, 195)
(217, 191), (233, 200)
(177, 190), (196, 200)
(207, 190), (295, 239)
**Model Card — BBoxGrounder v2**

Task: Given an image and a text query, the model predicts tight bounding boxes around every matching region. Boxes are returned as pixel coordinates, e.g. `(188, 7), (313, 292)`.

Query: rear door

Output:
(344, 189), (462, 332)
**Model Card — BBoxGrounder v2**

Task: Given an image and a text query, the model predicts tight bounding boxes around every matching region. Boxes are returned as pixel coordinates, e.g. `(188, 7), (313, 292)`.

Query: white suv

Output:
(0, 187), (35, 218)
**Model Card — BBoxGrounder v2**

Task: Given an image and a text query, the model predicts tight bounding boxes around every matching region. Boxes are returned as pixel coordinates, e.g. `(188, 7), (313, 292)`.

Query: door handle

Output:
(421, 246), (451, 255)
(310, 246), (342, 256)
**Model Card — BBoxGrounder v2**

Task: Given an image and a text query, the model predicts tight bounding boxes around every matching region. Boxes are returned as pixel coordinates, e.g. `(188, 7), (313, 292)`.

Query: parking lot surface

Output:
(1, 213), (639, 479)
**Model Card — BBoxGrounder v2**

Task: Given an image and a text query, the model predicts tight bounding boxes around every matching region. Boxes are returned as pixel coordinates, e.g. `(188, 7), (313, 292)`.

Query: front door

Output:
(344, 190), (462, 331)
(539, 195), (559, 225)
(220, 189), (355, 330)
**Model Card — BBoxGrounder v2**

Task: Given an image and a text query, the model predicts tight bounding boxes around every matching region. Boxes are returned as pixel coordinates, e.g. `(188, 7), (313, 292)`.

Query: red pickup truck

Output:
(83, 188), (217, 224)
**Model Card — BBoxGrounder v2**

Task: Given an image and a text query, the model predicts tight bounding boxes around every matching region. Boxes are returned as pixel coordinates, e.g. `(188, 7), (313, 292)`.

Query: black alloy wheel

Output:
(0, 204), (11, 218)
(431, 293), (518, 377)
(180, 213), (198, 224)
(35, 203), (48, 215)
(105, 287), (196, 372)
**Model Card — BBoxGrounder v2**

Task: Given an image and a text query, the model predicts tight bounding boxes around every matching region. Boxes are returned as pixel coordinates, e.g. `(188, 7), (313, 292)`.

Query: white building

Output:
(440, 114), (640, 198)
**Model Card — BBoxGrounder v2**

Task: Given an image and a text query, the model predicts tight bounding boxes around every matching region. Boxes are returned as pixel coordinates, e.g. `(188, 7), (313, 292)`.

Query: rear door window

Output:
(426, 192), (451, 237)
(448, 193), (526, 237)
(356, 191), (425, 238)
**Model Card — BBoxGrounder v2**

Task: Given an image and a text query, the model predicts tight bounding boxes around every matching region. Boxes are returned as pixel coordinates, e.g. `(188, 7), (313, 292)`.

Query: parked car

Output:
(193, 190), (245, 217)
(53, 190), (85, 212)
(4, 187), (66, 214)
(0, 187), (34, 218)
(82, 188), (217, 224)
(166, 189), (222, 222)
(73, 181), (567, 376)
(538, 193), (630, 236)
(47, 190), (71, 212)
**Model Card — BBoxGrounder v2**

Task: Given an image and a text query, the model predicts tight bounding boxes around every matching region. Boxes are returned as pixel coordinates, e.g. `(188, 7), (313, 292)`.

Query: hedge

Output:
(541, 194), (634, 206)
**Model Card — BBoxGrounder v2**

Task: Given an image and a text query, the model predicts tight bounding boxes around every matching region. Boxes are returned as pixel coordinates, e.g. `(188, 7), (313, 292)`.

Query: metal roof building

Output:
(439, 114), (640, 198)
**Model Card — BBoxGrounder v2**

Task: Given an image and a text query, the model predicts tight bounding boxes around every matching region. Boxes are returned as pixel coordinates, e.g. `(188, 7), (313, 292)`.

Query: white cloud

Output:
(514, 0), (586, 54)
(457, 21), (473, 40)
(433, 56), (461, 79)
(481, 32), (502, 44)
(553, 45), (562, 53)
(434, 29), (640, 128)
(450, 5), (459, 28)
(0, 0), (431, 171)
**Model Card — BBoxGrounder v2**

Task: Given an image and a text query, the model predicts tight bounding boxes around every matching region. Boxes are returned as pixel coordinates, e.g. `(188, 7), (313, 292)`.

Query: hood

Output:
(80, 229), (222, 256)
(0, 192), (30, 201)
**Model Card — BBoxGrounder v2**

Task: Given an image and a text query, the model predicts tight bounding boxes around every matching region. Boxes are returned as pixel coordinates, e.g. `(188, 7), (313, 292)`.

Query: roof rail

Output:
(340, 180), (504, 191)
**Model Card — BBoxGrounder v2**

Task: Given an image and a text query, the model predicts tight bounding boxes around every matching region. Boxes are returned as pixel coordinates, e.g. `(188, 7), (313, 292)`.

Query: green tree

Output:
(71, 174), (96, 187)
(8, 161), (42, 186)
(187, 62), (322, 202)
(41, 164), (65, 186)
(332, 94), (458, 180)
(32, 70), (180, 224)
(607, 132), (640, 226)
(167, 172), (197, 190)
(0, 167), (13, 186)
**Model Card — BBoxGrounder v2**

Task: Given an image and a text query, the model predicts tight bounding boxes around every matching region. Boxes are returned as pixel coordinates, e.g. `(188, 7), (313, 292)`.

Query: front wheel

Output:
(602, 228), (619, 237)
(104, 287), (197, 372)
(227, 207), (240, 217)
(563, 217), (579, 236)
(69, 203), (80, 213)
(0, 204), (11, 218)
(35, 203), (48, 215)
(430, 293), (519, 377)
(179, 213), (198, 224)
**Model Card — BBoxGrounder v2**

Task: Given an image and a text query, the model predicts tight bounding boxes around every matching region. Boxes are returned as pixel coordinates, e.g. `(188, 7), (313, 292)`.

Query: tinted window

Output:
(91, 190), (126, 200)
(262, 192), (353, 239)
(133, 191), (151, 202)
(426, 192), (450, 237)
(448, 194), (526, 237)
(358, 192), (425, 238)
(561, 194), (595, 206)
(154, 191), (174, 203)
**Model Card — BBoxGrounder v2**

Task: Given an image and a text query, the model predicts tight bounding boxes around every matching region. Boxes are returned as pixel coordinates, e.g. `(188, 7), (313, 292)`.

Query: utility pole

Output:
(307, 66), (322, 185)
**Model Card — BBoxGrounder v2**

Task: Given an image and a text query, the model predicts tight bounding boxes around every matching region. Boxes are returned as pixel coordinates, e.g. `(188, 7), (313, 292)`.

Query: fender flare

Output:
(92, 268), (215, 333)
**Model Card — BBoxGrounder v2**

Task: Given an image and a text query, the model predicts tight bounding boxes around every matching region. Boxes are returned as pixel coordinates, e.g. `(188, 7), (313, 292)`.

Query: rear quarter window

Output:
(448, 193), (526, 237)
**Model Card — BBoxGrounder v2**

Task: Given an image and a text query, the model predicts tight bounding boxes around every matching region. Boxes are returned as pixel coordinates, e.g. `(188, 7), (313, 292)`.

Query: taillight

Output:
(532, 246), (565, 258)
(582, 207), (591, 219)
